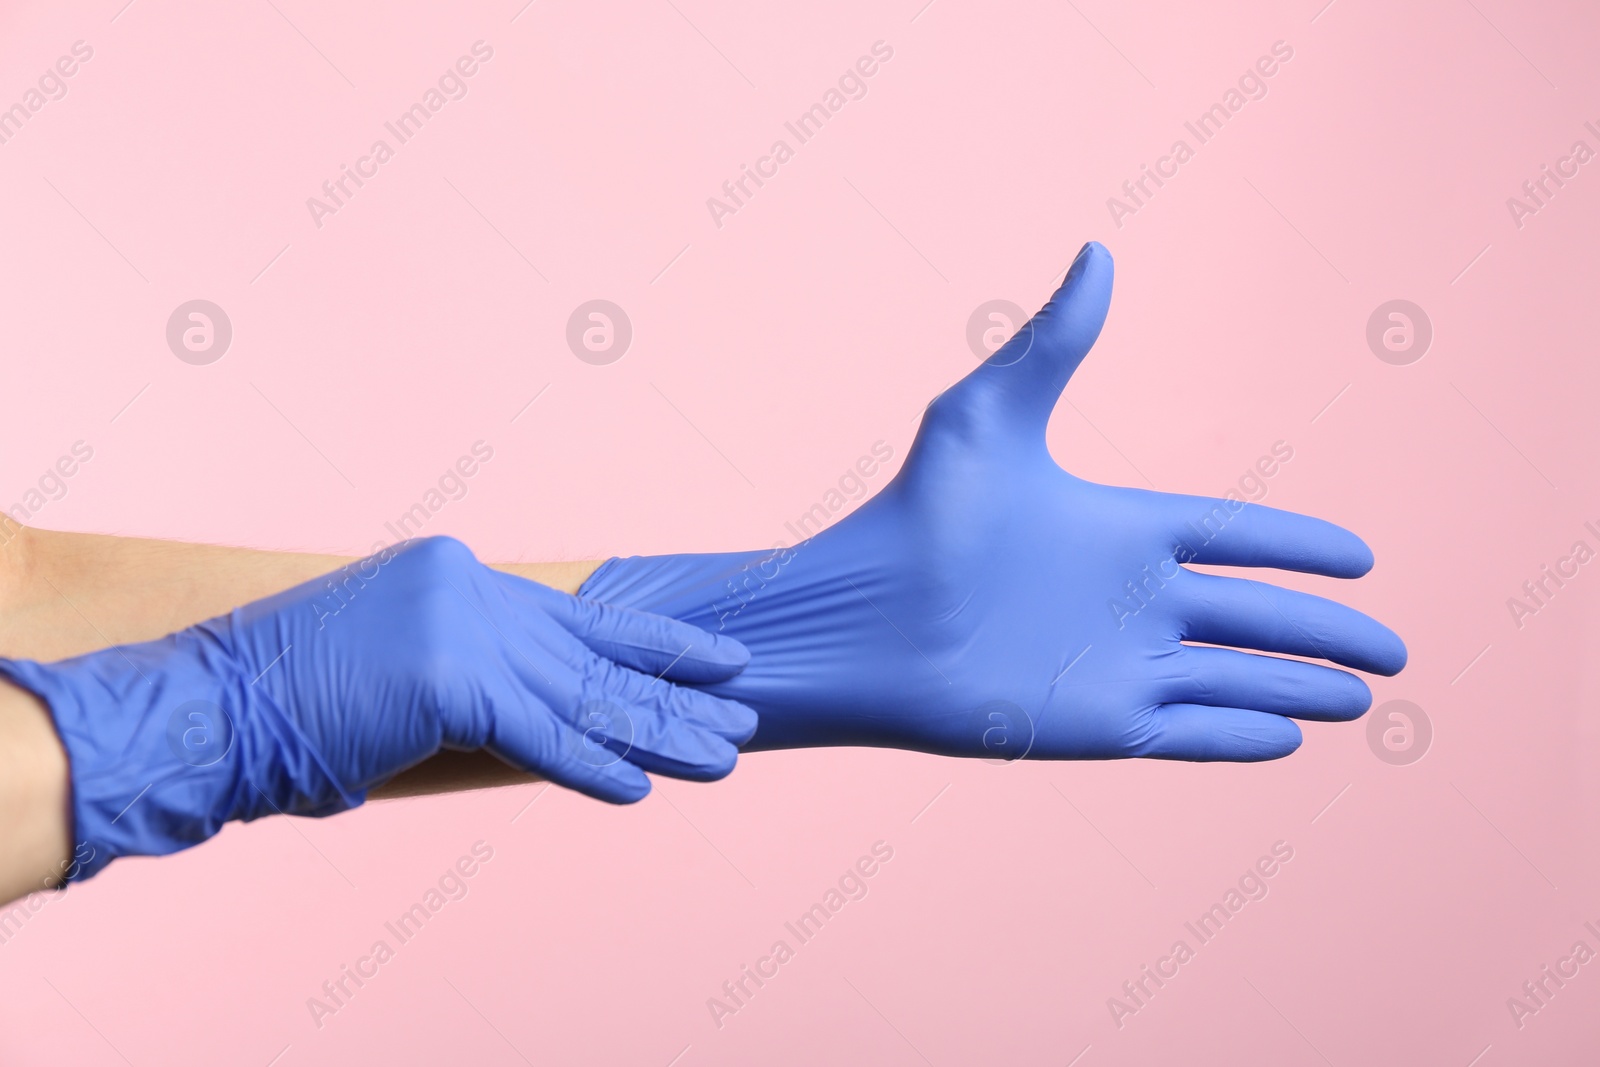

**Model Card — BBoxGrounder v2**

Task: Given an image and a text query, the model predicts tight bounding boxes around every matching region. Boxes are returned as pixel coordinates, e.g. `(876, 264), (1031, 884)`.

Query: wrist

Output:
(0, 677), (72, 901)
(495, 559), (604, 596)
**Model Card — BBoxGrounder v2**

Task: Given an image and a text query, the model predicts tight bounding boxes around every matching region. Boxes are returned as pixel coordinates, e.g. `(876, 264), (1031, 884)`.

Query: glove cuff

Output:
(576, 556), (623, 599)
(0, 628), (361, 883)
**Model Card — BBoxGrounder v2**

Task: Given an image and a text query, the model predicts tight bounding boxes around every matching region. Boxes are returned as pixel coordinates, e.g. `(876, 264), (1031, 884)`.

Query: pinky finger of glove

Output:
(1134, 703), (1303, 762)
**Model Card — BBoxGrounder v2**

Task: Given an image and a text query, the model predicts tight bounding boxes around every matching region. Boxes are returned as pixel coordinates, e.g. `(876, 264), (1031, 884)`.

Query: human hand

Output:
(579, 242), (1405, 761)
(0, 535), (757, 880)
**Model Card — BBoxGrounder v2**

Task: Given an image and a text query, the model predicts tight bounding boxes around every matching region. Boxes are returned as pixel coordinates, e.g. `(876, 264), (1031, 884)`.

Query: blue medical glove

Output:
(0, 536), (757, 881)
(579, 242), (1406, 762)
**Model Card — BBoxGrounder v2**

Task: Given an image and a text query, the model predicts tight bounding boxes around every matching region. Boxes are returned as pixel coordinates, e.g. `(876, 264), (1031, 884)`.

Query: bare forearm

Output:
(0, 526), (599, 659)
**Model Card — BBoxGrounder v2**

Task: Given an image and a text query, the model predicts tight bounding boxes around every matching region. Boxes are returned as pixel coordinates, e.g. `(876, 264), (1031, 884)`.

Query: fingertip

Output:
(1279, 514), (1376, 578)
(641, 734), (741, 783)
(677, 627), (753, 681)
(659, 684), (758, 744)
(1217, 714), (1301, 761)
(1058, 240), (1113, 295)
(645, 617), (751, 683)
(1344, 531), (1382, 575)
(607, 763), (653, 804)
(544, 758), (653, 805)
(1271, 719), (1304, 759)
(1372, 628), (1408, 676)
(712, 631), (753, 670)
(719, 699), (759, 747)
(1167, 704), (1304, 761)
(557, 594), (752, 683)
(602, 687), (747, 781)
(1300, 667), (1376, 723)
(1350, 615), (1408, 676)
(701, 738), (741, 781)
(1338, 533), (1376, 579)
(1343, 672), (1375, 720)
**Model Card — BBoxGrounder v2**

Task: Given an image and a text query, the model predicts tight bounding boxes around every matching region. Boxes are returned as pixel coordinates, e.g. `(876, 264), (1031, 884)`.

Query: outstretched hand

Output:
(581, 242), (1405, 761)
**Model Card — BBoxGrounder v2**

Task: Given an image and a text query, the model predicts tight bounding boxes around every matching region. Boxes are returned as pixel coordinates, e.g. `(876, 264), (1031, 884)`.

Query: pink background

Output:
(1, 0), (1596, 1063)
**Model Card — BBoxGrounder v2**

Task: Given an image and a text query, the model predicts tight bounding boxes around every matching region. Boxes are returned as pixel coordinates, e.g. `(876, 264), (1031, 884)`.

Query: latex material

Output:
(580, 242), (1406, 762)
(0, 536), (757, 881)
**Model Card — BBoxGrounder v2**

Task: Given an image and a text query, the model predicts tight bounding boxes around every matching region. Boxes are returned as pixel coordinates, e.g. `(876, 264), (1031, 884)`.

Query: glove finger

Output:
(476, 683), (653, 804)
(578, 647), (756, 746)
(1159, 647), (1372, 722)
(922, 241), (1113, 451)
(497, 645), (748, 780)
(579, 645), (758, 745)
(577, 697), (742, 782)
(496, 571), (752, 682)
(1152, 494), (1374, 578)
(1135, 703), (1303, 762)
(501, 602), (760, 750)
(538, 734), (655, 804)
(1176, 571), (1407, 675)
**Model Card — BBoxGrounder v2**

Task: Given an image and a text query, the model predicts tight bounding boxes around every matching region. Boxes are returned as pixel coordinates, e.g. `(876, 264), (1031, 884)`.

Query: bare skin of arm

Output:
(0, 523), (603, 901)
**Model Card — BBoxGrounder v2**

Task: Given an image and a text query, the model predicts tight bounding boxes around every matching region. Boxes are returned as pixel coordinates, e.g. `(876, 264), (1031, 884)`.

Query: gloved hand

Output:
(579, 242), (1406, 762)
(0, 536), (757, 881)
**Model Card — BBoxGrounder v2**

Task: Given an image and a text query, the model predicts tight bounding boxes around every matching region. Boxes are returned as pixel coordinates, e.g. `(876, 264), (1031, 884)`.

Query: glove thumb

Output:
(923, 241), (1114, 457)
